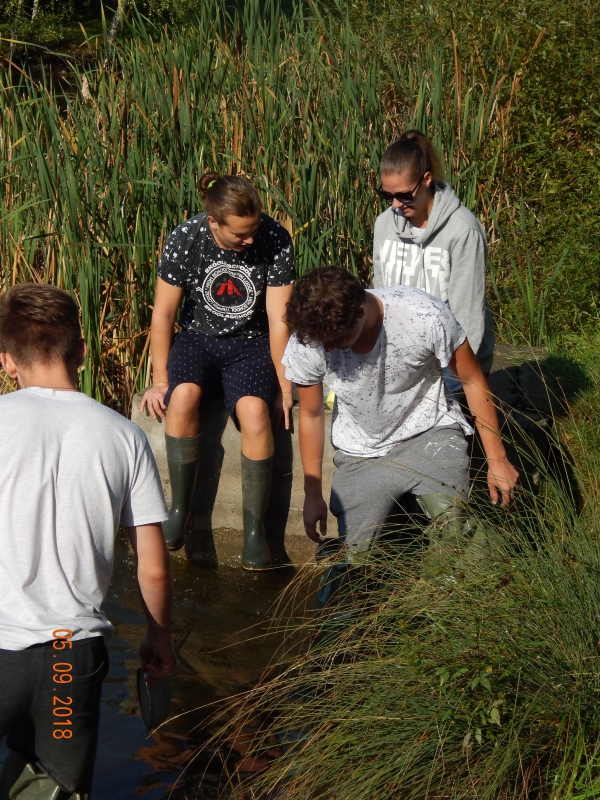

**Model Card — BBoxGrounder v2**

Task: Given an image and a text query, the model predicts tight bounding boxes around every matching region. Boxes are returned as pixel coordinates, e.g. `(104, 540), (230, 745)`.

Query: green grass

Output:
(204, 334), (600, 799)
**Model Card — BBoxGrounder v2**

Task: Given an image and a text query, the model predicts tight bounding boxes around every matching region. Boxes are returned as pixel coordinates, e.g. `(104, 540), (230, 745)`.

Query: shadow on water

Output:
(0, 537), (316, 799)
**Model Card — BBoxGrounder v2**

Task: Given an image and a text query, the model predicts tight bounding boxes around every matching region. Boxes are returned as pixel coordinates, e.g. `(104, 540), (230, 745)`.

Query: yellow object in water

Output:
(326, 389), (335, 410)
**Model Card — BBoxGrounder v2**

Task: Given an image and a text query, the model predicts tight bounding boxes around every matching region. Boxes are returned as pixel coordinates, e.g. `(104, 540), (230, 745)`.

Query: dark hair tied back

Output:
(199, 170), (262, 224)
(379, 130), (445, 188)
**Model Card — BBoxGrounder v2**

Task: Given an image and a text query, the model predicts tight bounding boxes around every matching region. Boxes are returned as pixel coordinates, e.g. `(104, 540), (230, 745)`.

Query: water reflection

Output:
(97, 534), (315, 798)
(0, 536), (315, 797)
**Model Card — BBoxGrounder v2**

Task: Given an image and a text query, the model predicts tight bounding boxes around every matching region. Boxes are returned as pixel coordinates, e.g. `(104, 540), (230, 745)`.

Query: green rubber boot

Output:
(417, 492), (495, 577)
(162, 434), (201, 552)
(241, 454), (273, 570)
(417, 493), (465, 549)
(0, 749), (87, 800)
(417, 492), (467, 581)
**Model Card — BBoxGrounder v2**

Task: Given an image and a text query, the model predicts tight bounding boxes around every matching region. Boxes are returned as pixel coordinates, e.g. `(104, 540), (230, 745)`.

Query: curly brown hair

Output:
(284, 267), (366, 344)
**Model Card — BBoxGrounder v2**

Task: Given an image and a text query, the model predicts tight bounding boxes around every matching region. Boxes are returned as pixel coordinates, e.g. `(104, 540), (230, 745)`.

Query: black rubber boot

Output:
(314, 563), (351, 611)
(241, 454), (273, 570)
(162, 434), (201, 552)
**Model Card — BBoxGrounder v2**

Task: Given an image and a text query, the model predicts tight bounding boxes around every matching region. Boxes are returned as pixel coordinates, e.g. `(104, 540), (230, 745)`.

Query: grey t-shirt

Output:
(283, 287), (472, 458)
(0, 388), (168, 651)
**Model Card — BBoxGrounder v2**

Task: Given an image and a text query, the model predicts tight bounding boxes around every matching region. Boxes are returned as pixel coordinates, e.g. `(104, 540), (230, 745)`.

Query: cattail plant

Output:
(0, 0), (514, 409)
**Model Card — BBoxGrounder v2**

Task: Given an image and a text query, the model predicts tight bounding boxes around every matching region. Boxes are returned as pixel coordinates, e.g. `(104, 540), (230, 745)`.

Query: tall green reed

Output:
(0, 0), (514, 409)
(488, 195), (569, 346)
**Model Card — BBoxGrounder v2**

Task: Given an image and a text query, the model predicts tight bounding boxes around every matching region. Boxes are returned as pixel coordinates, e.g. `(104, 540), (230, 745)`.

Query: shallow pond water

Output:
(0, 535), (317, 799)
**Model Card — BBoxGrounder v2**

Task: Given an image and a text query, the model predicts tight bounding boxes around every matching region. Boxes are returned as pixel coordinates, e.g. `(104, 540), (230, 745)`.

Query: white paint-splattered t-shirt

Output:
(283, 287), (473, 457)
(158, 212), (295, 338)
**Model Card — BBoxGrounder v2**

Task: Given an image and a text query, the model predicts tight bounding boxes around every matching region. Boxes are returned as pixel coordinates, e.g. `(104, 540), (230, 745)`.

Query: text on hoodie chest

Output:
(379, 239), (450, 300)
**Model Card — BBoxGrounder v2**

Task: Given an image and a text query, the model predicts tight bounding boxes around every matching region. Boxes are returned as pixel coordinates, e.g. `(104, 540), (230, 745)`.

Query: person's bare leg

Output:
(236, 396), (273, 460)
(164, 383), (202, 437)
(236, 396), (273, 570)
(162, 383), (202, 551)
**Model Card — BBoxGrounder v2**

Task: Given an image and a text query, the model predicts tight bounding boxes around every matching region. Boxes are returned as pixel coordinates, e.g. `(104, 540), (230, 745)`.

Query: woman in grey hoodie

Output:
(372, 130), (494, 394)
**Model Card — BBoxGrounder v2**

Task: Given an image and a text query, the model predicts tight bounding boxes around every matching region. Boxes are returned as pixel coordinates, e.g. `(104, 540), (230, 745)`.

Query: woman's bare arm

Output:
(140, 278), (184, 420)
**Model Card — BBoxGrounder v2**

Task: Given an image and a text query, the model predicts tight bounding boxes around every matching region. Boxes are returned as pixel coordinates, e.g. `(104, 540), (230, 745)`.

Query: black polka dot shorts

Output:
(165, 330), (278, 420)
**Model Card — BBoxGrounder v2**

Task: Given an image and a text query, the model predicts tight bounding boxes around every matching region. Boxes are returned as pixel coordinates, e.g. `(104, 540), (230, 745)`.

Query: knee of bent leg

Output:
(168, 383), (202, 416)
(237, 396), (270, 439)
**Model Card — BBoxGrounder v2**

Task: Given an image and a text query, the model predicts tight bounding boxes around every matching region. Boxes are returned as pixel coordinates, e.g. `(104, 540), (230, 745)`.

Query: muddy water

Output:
(0, 535), (317, 799)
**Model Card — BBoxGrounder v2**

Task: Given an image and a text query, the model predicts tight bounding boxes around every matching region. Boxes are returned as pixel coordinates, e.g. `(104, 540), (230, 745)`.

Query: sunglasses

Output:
(375, 175), (424, 205)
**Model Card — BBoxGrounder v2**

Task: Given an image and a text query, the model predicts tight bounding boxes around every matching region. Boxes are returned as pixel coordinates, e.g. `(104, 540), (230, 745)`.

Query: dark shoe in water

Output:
(185, 527), (218, 568)
(0, 749), (88, 800)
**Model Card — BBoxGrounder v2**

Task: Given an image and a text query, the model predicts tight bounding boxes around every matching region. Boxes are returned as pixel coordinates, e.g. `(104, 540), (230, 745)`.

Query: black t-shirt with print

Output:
(157, 212), (295, 339)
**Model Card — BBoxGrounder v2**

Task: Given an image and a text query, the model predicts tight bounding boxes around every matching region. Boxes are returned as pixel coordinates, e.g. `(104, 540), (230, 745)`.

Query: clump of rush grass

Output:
(205, 348), (600, 800)
(0, 0), (518, 410)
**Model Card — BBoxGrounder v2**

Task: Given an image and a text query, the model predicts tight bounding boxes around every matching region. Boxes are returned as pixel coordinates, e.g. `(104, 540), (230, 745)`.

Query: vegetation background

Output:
(1, 0), (598, 409)
(1, 3), (600, 798)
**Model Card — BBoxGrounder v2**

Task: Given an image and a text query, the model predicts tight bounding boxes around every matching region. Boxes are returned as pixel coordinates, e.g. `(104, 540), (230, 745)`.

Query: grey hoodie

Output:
(373, 183), (494, 377)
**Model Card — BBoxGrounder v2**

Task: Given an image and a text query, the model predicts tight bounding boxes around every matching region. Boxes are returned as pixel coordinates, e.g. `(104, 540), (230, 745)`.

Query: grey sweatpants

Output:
(329, 425), (469, 547)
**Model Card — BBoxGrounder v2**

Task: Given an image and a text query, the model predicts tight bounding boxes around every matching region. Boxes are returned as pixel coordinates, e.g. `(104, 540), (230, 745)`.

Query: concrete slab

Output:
(131, 395), (336, 566)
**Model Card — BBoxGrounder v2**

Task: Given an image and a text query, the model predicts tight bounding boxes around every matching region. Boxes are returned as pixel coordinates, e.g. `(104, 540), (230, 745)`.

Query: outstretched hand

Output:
(139, 633), (175, 688)
(303, 494), (328, 542)
(487, 458), (520, 507)
(271, 390), (294, 431)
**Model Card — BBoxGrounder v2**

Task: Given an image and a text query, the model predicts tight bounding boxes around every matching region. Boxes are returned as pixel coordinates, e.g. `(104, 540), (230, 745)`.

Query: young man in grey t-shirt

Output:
(0, 284), (174, 800)
(282, 267), (518, 557)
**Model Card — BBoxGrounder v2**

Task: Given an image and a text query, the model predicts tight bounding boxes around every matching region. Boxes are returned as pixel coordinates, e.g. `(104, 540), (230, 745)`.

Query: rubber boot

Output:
(0, 749), (88, 800)
(314, 563), (351, 611)
(162, 434), (201, 552)
(241, 454), (273, 570)
(417, 493), (465, 548)
(417, 492), (498, 580)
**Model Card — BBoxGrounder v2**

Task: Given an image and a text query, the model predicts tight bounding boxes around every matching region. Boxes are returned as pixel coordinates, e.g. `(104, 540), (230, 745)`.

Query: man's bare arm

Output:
(126, 523), (175, 685)
(266, 284), (294, 430)
(297, 383), (328, 541)
(448, 340), (519, 506)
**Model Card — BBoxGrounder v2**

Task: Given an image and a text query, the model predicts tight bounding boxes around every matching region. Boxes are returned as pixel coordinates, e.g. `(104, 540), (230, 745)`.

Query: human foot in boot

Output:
(241, 453), (273, 570)
(163, 434), (201, 551)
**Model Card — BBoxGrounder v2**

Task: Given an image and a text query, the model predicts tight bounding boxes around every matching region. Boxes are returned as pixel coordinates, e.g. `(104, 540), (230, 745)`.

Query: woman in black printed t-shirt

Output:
(141, 172), (295, 569)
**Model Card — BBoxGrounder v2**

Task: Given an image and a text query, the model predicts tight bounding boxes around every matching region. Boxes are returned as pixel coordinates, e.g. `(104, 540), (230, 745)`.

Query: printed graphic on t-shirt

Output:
(157, 212), (295, 339)
(379, 239), (450, 300)
(201, 262), (257, 319)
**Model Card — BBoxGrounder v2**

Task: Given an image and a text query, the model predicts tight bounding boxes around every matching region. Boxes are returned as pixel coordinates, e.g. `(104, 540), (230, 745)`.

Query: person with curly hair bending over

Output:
(142, 172), (295, 570)
(282, 267), (518, 596)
